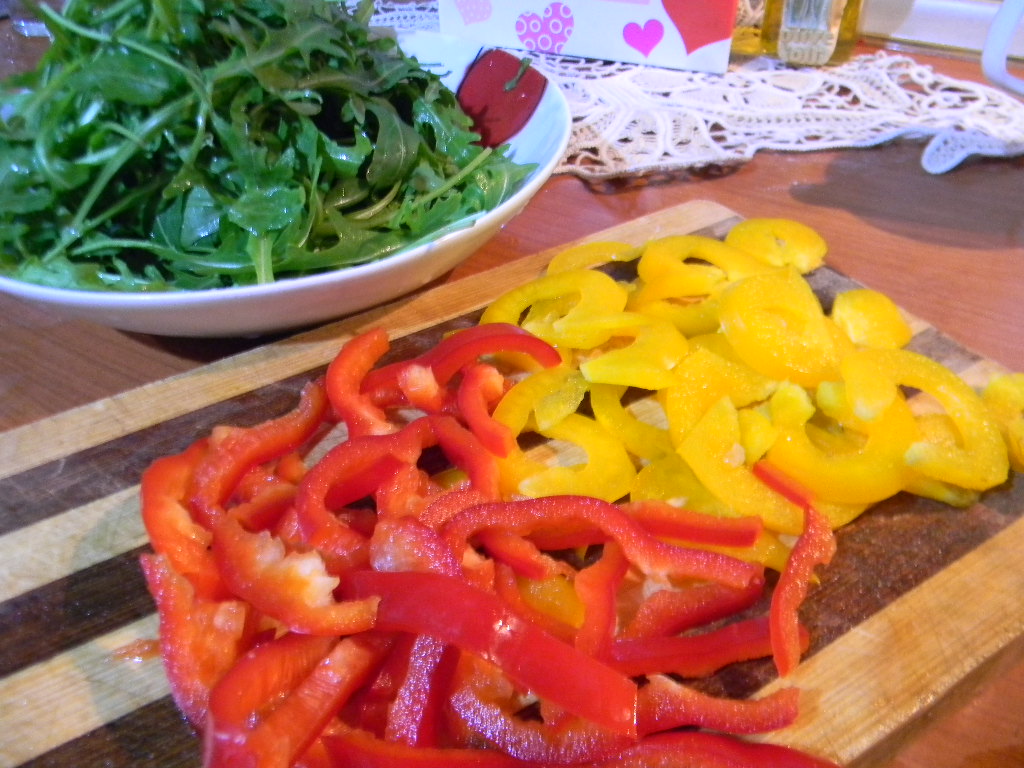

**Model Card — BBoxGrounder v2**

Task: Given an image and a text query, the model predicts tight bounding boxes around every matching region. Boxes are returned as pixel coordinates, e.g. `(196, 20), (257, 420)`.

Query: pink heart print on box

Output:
(623, 19), (664, 57)
(661, 0), (735, 53)
(516, 2), (575, 53)
(454, 0), (492, 24)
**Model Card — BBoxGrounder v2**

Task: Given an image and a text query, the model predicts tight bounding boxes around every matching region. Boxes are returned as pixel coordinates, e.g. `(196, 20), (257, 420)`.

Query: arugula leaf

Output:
(0, 0), (534, 293)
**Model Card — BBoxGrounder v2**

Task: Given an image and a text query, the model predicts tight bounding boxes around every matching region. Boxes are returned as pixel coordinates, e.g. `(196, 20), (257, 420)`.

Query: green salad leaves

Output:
(0, 0), (533, 291)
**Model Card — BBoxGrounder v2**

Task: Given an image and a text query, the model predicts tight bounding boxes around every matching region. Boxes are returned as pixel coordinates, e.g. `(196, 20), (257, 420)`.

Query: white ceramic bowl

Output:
(0, 31), (570, 337)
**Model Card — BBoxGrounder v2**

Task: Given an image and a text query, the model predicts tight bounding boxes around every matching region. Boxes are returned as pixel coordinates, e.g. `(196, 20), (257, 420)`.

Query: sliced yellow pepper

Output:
(480, 269), (629, 349)
(660, 346), (777, 447)
(590, 383), (674, 462)
(578, 313), (689, 390)
(853, 348), (1009, 490)
(983, 373), (1024, 472)
(545, 240), (640, 274)
(724, 217), (827, 273)
(719, 267), (842, 388)
(831, 288), (913, 349)
(492, 365), (587, 436)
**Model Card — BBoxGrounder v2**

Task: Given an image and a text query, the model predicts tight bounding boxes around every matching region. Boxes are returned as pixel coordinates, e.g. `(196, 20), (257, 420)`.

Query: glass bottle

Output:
(759, 0), (862, 65)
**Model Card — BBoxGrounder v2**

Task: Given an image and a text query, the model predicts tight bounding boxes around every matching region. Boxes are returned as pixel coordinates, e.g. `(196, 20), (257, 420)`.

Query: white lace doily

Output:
(374, 1), (1024, 178)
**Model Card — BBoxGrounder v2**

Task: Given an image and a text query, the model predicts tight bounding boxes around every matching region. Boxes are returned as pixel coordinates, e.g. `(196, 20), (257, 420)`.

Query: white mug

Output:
(983, 0), (1024, 95)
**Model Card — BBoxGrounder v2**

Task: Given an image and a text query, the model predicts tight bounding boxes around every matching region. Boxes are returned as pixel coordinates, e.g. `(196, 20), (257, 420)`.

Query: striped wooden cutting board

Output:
(1, 200), (1021, 768)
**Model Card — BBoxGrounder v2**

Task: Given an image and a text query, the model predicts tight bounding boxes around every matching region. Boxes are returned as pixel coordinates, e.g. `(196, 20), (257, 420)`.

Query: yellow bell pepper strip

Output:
(853, 348), (1009, 490)
(678, 396), (805, 535)
(630, 292), (723, 337)
(724, 217), (828, 273)
(983, 372), (1024, 472)
(765, 380), (922, 506)
(479, 268), (630, 349)
(718, 267), (842, 388)
(589, 383), (674, 462)
(831, 288), (913, 349)
(630, 452), (734, 517)
(545, 239), (640, 274)
(494, 565), (582, 643)
(631, 234), (771, 306)
(660, 345), (777, 447)
(507, 413), (637, 502)
(577, 313), (689, 390)
(637, 675), (801, 736)
(491, 364), (586, 436)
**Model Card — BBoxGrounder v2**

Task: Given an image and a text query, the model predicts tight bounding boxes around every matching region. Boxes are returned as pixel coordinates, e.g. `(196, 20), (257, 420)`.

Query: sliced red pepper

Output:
(457, 363), (516, 457)
(428, 414), (502, 500)
(325, 328), (396, 437)
(205, 633), (390, 768)
(140, 553), (254, 727)
(622, 499), (764, 549)
(637, 674), (801, 736)
(140, 439), (226, 599)
(293, 420), (433, 573)
(622, 576), (766, 639)
(476, 528), (570, 581)
(345, 569), (638, 736)
(383, 634), (456, 747)
(211, 515), (379, 636)
(753, 458), (818, 513)
(771, 503), (835, 677)
(448, 652), (633, 764)
(362, 324), (561, 409)
(492, 562), (578, 644)
(610, 616), (804, 678)
(189, 380), (329, 527)
(444, 496), (760, 591)
(572, 541), (628, 659)
(323, 725), (534, 768)
(369, 515), (462, 576)
(604, 730), (841, 768)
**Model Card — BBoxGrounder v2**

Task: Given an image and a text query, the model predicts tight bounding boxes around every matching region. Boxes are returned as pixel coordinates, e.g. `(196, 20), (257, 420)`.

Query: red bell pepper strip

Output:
(604, 731), (841, 768)
(622, 499), (764, 549)
(361, 324), (562, 408)
(140, 439), (227, 599)
(622, 575), (766, 639)
(572, 541), (628, 659)
(211, 515), (379, 637)
(610, 616), (805, 678)
(140, 553), (254, 728)
(189, 380), (329, 527)
(448, 652), (632, 764)
(492, 562), (578, 644)
(323, 725), (537, 768)
(754, 458), (837, 676)
(428, 414), (502, 500)
(325, 327), (396, 437)
(444, 496), (760, 591)
(770, 503), (836, 677)
(369, 516), (462, 576)
(293, 420), (434, 573)
(457, 363), (517, 457)
(345, 569), (638, 736)
(475, 528), (572, 581)
(637, 674), (801, 736)
(205, 633), (390, 768)
(383, 634), (456, 747)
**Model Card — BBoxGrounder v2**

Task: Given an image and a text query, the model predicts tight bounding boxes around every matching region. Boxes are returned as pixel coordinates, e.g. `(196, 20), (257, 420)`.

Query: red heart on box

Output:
(661, 0), (736, 53)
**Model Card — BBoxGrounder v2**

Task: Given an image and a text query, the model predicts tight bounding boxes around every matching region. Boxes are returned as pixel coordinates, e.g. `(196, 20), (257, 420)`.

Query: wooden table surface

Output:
(2, 19), (1023, 768)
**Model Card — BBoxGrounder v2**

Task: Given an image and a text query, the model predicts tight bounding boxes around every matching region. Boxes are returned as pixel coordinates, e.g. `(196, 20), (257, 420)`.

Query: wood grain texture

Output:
(0, 200), (1020, 767)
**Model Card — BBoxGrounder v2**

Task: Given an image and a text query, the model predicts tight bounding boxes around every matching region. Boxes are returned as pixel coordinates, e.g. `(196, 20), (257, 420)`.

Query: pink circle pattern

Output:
(515, 2), (575, 53)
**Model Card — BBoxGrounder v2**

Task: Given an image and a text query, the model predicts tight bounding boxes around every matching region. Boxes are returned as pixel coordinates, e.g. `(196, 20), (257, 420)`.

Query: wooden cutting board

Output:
(0, 200), (1021, 768)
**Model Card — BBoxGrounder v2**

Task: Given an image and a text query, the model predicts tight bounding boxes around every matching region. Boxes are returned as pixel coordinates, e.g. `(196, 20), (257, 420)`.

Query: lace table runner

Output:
(374, 1), (1024, 179)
